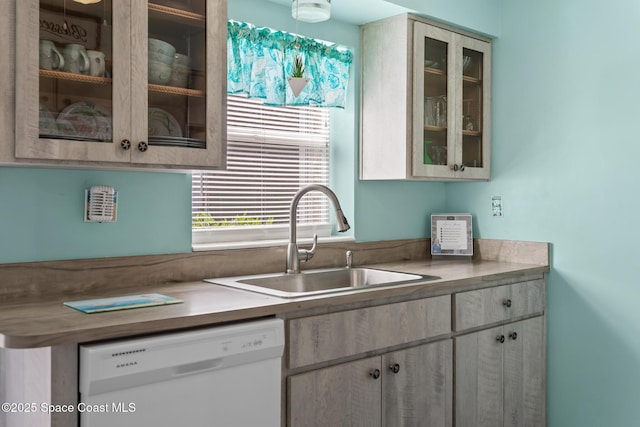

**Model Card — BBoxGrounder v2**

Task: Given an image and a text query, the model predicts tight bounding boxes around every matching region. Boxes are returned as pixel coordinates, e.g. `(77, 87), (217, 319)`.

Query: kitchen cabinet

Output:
(289, 340), (452, 427)
(360, 14), (491, 180)
(286, 295), (452, 427)
(453, 281), (546, 427)
(13, 0), (226, 170)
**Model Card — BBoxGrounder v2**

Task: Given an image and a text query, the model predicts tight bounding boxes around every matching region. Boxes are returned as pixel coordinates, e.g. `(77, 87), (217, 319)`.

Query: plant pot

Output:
(287, 77), (309, 97)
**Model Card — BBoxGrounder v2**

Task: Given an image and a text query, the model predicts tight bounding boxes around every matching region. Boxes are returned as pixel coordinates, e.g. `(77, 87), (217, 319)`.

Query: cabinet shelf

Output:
(424, 66), (445, 77)
(463, 130), (481, 137)
(39, 69), (112, 85)
(148, 83), (205, 97)
(425, 68), (482, 85)
(149, 3), (205, 26)
(463, 75), (481, 84)
(426, 127), (482, 137)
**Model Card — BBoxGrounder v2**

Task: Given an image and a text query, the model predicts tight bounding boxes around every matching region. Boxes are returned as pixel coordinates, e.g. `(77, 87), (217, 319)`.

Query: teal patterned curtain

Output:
(227, 20), (353, 108)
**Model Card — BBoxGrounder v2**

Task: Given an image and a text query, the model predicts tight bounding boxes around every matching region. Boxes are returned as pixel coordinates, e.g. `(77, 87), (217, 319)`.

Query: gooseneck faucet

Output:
(286, 184), (350, 274)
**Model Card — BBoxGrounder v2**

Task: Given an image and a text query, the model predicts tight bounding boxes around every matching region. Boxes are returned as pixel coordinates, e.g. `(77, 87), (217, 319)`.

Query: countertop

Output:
(0, 257), (549, 349)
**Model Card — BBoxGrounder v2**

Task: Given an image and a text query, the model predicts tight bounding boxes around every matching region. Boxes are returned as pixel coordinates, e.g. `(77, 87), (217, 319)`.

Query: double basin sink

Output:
(206, 267), (440, 298)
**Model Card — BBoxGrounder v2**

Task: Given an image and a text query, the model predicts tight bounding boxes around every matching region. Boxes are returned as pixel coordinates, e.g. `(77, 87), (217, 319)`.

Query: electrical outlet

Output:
(492, 196), (503, 217)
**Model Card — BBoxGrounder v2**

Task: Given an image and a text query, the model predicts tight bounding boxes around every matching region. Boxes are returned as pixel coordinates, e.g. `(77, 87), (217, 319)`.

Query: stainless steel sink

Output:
(205, 267), (440, 298)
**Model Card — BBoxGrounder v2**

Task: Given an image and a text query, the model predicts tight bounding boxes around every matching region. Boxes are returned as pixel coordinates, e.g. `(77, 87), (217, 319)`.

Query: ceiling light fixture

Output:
(73, 0), (102, 4)
(291, 0), (331, 23)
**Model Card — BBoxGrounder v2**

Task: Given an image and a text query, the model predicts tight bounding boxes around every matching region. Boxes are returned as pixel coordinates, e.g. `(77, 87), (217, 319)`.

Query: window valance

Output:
(227, 20), (353, 108)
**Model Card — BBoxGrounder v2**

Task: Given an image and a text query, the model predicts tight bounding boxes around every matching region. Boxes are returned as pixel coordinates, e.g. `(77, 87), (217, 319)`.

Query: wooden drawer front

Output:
(454, 280), (545, 331)
(288, 295), (451, 369)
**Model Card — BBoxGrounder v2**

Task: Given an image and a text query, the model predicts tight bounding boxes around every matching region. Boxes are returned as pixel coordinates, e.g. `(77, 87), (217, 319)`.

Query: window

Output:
(192, 94), (330, 247)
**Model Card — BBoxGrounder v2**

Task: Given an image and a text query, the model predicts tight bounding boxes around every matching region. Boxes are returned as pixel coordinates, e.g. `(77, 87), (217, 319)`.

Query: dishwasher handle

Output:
(174, 358), (223, 376)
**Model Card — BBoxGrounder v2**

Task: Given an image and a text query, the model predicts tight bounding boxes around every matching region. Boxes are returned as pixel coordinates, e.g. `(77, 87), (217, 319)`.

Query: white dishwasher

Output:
(79, 318), (284, 427)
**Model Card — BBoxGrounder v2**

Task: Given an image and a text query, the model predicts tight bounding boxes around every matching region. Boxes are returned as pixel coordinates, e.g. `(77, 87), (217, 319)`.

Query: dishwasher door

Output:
(79, 318), (284, 427)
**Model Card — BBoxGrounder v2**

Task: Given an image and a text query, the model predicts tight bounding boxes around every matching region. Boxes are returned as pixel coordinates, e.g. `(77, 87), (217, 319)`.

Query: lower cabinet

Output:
(454, 316), (545, 427)
(285, 277), (546, 427)
(288, 339), (453, 427)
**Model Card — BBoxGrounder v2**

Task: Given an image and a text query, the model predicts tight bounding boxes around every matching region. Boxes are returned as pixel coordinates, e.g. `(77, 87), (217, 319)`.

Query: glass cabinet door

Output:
(458, 34), (491, 179)
(16, 0), (127, 163)
(412, 23), (456, 178)
(130, 0), (225, 168)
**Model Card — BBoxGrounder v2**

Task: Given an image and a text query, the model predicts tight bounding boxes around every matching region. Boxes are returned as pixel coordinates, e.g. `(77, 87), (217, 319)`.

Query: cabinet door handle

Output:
(389, 363), (400, 374)
(137, 141), (149, 152)
(450, 164), (459, 171)
(369, 369), (381, 379)
(503, 299), (512, 308)
(496, 335), (505, 343)
(120, 139), (131, 150)
(459, 164), (465, 171)
(509, 332), (518, 341)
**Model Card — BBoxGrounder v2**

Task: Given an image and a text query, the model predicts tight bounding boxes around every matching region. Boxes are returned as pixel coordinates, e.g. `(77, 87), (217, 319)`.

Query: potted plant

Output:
(287, 54), (309, 97)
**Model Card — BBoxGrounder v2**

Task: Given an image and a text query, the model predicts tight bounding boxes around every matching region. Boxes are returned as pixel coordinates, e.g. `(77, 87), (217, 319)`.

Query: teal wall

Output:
(445, 0), (640, 425)
(0, 168), (192, 262)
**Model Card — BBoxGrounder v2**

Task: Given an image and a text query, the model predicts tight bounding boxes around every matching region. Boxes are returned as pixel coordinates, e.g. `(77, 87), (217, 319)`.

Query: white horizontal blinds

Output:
(192, 94), (330, 230)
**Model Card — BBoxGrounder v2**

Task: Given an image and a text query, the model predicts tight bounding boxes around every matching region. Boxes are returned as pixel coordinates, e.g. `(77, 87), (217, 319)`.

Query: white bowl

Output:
(148, 60), (172, 85)
(172, 53), (190, 67)
(148, 39), (176, 64)
(169, 64), (191, 88)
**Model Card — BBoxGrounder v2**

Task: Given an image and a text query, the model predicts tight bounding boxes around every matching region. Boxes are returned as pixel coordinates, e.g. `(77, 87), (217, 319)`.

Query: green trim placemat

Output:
(64, 293), (183, 314)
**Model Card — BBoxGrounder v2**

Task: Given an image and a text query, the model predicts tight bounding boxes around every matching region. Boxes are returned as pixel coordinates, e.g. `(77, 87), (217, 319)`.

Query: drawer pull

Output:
(509, 332), (518, 340)
(389, 363), (401, 374)
(503, 299), (512, 308)
(369, 369), (381, 379)
(496, 335), (505, 343)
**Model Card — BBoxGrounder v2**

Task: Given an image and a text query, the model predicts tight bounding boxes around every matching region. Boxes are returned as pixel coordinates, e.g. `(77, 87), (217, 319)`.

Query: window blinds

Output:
(192, 94), (330, 237)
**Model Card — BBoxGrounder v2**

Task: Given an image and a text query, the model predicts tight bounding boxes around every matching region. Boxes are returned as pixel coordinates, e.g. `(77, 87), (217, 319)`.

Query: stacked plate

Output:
(148, 136), (205, 149)
(39, 102), (112, 142)
(147, 107), (204, 148)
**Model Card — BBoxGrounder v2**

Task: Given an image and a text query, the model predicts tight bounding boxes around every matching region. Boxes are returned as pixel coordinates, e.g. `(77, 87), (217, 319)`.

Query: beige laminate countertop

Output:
(0, 258), (549, 349)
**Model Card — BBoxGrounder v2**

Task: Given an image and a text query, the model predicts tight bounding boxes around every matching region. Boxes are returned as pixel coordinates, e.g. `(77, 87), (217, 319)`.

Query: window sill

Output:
(192, 235), (355, 252)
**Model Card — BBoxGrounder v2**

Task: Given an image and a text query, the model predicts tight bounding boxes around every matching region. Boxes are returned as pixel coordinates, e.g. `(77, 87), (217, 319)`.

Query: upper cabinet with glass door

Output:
(360, 14), (491, 181)
(14, 0), (226, 170)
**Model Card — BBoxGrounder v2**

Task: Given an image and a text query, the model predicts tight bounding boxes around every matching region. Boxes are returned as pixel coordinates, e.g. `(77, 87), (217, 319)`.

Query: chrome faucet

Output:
(286, 184), (350, 274)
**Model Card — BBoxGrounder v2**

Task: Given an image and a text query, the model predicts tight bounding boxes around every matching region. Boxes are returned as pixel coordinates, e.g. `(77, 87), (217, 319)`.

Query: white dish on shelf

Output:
(39, 103), (58, 135)
(148, 108), (182, 137)
(56, 102), (112, 140)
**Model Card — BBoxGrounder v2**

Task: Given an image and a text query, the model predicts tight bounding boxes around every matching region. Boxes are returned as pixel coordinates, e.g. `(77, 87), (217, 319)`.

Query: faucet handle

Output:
(346, 250), (353, 268)
(299, 234), (318, 262)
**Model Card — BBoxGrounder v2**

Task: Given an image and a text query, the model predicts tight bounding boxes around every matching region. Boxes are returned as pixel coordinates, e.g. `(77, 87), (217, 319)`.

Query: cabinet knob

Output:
(137, 141), (149, 152)
(120, 139), (131, 150)
(389, 363), (400, 374)
(509, 332), (518, 341)
(503, 299), (512, 308)
(496, 335), (505, 343)
(369, 369), (381, 380)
